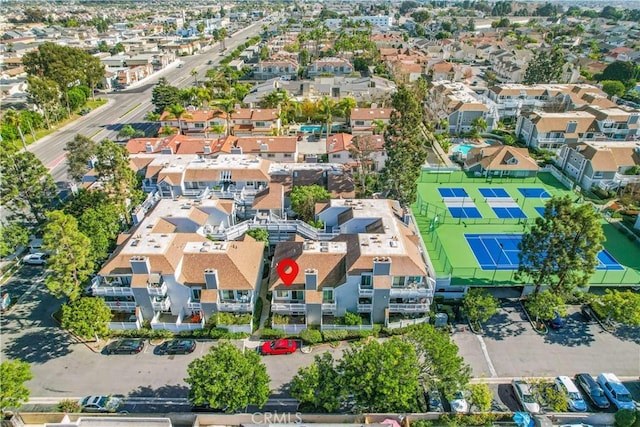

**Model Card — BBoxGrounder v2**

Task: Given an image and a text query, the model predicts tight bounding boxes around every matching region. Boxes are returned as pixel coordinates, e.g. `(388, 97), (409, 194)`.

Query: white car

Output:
(449, 391), (469, 413)
(22, 253), (49, 266)
(512, 379), (541, 414)
(78, 395), (123, 413)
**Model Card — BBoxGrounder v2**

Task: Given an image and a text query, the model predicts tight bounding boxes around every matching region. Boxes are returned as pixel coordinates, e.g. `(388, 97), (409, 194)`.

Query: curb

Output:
(50, 312), (102, 354)
(586, 305), (615, 334)
(519, 300), (548, 335)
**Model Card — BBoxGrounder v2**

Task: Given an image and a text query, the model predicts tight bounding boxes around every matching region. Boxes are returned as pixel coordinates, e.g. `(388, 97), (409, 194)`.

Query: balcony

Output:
(388, 303), (430, 313)
(357, 304), (373, 312)
(321, 302), (336, 312)
(108, 310), (142, 330)
(91, 277), (134, 297)
(358, 287), (374, 297)
(150, 310), (205, 332)
(271, 302), (306, 313)
(389, 286), (434, 299)
(151, 296), (171, 312)
(105, 301), (137, 310)
(187, 298), (202, 311)
(536, 137), (565, 144)
(147, 282), (167, 296)
(271, 314), (306, 334)
(218, 300), (252, 312)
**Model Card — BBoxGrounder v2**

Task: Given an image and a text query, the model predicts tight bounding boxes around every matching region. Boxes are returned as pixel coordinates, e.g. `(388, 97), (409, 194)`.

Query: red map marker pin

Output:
(277, 258), (299, 287)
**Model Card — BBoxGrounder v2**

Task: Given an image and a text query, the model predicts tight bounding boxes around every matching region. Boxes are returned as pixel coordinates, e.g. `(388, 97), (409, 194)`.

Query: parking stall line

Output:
(475, 334), (497, 378)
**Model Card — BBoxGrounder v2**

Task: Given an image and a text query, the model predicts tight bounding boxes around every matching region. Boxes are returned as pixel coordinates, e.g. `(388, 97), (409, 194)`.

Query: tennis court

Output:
(448, 207), (483, 219)
(438, 187), (469, 198)
(465, 233), (625, 271)
(492, 207), (528, 219)
(535, 207), (546, 216)
(518, 188), (551, 198)
(479, 188), (510, 198)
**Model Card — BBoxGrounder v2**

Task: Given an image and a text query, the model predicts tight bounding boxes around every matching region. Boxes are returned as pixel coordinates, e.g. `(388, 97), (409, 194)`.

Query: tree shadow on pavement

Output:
(2, 328), (73, 363)
(613, 324), (640, 344)
(483, 308), (527, 341)
(128, 384), (190, 398)
(543, 313), (595, 347)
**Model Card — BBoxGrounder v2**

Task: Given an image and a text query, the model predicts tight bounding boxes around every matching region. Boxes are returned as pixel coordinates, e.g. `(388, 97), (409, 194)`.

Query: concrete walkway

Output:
(247, 275), (271, 346)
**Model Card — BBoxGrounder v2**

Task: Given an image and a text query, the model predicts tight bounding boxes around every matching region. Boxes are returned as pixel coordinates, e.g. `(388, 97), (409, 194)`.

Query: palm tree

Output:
(471, 116), (488, 134)
(317, 96), (336, 139)
(219, 28), (228, 50)
(336, 97), (356, 126)
(372, 119), (386, 135)
(191, 69), (199, 86)
(166, 104), (186, 135)
(4, 108), (27, 149)
(213, 100), (235, 136)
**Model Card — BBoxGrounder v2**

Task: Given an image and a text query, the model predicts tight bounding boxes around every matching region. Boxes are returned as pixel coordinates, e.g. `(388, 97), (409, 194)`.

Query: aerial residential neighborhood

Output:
(1, 1), (639, 427)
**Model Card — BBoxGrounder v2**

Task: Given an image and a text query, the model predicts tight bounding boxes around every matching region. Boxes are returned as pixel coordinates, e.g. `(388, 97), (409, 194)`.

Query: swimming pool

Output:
(300, 125), (323, 133)
(451, 144), (476, 155)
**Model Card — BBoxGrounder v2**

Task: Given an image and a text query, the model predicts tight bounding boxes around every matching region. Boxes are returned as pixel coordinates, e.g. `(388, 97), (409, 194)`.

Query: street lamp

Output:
(491, 243), (504, 285)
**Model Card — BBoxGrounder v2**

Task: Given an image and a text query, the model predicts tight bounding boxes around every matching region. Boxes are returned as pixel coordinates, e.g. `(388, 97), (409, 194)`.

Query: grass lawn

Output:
(413, 171), (640, 287)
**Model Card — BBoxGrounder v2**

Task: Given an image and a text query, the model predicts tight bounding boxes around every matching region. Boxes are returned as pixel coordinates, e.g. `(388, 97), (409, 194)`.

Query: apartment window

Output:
(246, 181), (255, 187)
(221, 290), (234, 300)
(332, 154), (341, 159)
(192, 288), (202, 302)
(237, 290), (250, 302)
(255, 121), (266, 128)
(360, 275), (372, 288)
(267, 153), (276, 158)
(194, 123), (204, 129)
(392, 276), (406, 287)
(283, 153), (292, 158)
(220, 170), (232, 181)
(408, 276), (422, 285)
(322, 289), (334, 302)
(291, 291), (304, 301)
(355, 120), (365, 126)
(275, 290), (288, 299)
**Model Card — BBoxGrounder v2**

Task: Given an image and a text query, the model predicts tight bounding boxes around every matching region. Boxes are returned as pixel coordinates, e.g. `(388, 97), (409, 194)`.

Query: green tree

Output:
(94, 139), (144, 213)
(0, 150), (57, 224)
(289, 184), (331, 223)
(78, 204), (123, 263)
(340, 338), (420, 413)
(471, 116), (488, 134)
(516, 196), (605, 295)
(0, 223), (29, 258)
(614, 409), (637, 427)
(65, 134), (98, 182)
(469, 383), (493, 412)
(598, 289), (640, 326)
(25, 75), (60, 129)
(117, 124), (144, 140)
(291, 352), (342, 412)
(601, 80), (626, 97)
(525, 290), (566, 324)
(600, 61), (638, 86)
(43, 210), (94, 301)
(523, 48), (565, 84)
(463, 289), (499, 324)
(185, 342), (270, 412)
(317, 96), (336, 139)
(66, 86), (87, 111)
(56, 399), (82, 413)
(0, 360), (33, 412)
(379, 85), (427, 207)
(61, 297), (112, 340)
(151, 80), (182, 113)
(407, 324), (471, 399)
(246, 228), (269, 247)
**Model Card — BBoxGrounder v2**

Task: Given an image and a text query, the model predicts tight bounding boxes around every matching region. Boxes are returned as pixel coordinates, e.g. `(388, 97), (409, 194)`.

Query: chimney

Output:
(161, 146), (174, 155)
(260, 143), (268, 152)
(203, 144), (211, 154)
(373, 257), (391, 276)
(230, 146), (243, 154)
(204, 268), (219, 289)
(145, 142), (154, 153)
(305, 268), (317, 290)
(130, 256), (151, 274)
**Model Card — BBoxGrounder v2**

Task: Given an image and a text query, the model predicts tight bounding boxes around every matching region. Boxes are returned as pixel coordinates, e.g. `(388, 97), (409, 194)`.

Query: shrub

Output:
(208, 328), (249, 340)
(216, 312), (252, 325)
(344, 311), (362, 326)
(410, 420), (433, 427)
(322, 329), (347, 342)
(110, 328), (173, 339)
(300, 328), (322, 344)
(56, 399), (82, 413)
(253, 297), (263, 332)
(261, 328), (286, 339)
(615, 409), (637, 427)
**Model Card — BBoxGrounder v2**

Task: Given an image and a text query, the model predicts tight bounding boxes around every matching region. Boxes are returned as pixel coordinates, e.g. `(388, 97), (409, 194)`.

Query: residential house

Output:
(426, 81), (498, 135)
(324, 15), (393, 30)
(307, 57), (354, 78)
(220, 135), (298, 163)
(462, 145), (540, 177)
(91, 197), (265, 333)
(556, 142), (640, 191)
(489, 49), (533, 83)
(232, 108), (281, 136)
(350, 108), (393, 135)
(516, 111), (597, 150)
(326, 133), (387, 171)
(269, 198), (434, 332)
(253, 59), (299, 81)
(159, 109), (228, 137)
(428, 61), (462, 82)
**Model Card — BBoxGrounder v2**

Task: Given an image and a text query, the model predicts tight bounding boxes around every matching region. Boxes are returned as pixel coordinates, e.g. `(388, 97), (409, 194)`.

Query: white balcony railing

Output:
(271, 302), (306, 313)
(386, 316), (429, 329)
(104, 301), (137, 310)
(217, 301), (252, 312)
(93, 285), (134, 297)
(321, 323), (374, 331)
(359, 287), (374, 297)
(147, 282), (167, 296)
(389, 287), (434, 298)
(536, 137), (566, 143)
(357, 303), (373, 312)
(388, 303), (430, 313)
(271, 323), (306, 333)
(321, 302), (336, 312)
(187, 298), (202, 311)
(151, 297), (171, 312)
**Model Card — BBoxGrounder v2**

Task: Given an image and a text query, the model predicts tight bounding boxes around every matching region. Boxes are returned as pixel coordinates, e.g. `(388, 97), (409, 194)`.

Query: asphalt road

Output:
(27, 16), (270, 185)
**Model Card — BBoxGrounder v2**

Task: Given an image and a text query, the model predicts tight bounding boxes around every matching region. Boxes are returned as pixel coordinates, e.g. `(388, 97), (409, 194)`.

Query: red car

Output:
(261, 339), (297, 355)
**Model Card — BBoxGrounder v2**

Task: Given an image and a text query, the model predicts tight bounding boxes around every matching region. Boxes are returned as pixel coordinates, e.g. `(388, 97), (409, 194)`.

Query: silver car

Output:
(78, 395), (123, 413)
(512, 379), (541, 414)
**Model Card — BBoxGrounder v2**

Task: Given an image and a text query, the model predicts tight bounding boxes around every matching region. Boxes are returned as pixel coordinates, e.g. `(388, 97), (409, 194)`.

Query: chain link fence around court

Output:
(418, 168), (539, 184)
(415, 197), (535, 227)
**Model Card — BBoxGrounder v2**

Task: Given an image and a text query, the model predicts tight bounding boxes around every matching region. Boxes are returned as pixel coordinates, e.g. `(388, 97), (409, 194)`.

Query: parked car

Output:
(78, 395), (123, 413)
(555, 376), (587, 412)
(22, 253), (49, 266)
(512, 379), (541, 414)
(574, 373), (610, 409)
(427, 390), (444, 412)
(261, 339), (297, 355)
(549, 311), (565, 329)
(78, 107), (91, 116)
(207, 60), (213, 65)
(580, 306), (594, 322)
(106, 339), (144, 355)
(160, 339), (196, 355)
(450, 391), (469, 413)
(597, 373), (636, 410)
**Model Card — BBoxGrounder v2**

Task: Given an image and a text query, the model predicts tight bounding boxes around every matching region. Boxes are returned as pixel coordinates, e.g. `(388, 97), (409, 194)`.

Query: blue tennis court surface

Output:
(439, 187), (469, 198)
(465, 234), (624, 271)
(518, 188), (551, 198)
(479, 188), (510, 198)
(492, 206), (527, 219)
(448, 207), (482, 218)
(535, 207), (546, 216)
